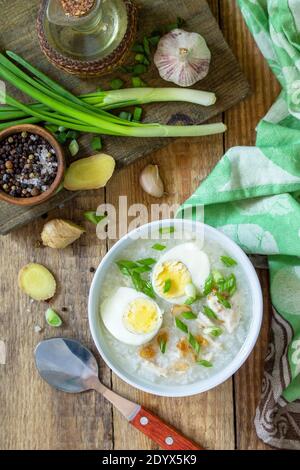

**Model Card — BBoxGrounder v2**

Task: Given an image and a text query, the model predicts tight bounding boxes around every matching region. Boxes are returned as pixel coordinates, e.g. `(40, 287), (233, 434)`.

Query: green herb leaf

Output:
(110, 78), (124, 90)
(216, 293), (231, 309)
(91, 136), (102, 151)
(188, 332), (201, 354)
(221, 256), (237, 267)
(175, 317), (189, 334)
(159, 338), (167, 354)
(152, 243), (166, 251)
(84, 211), (106, 225)
(203, 275), (214, 296)
(181, 311), (198, 320)
(45, 308), (62, 328)
(66, 130), (79, 140)
(69, 139), (79, 157)
(132, 265), (152, 274)
(56, 131), (68, 144)
(197, 359), (213, 368)
(137, 258), (156, 266)
(159, 226), (175, 235)
(133, 107), (143, 122)
(163, 279), (172, 293)
(203, 306), (218, 320)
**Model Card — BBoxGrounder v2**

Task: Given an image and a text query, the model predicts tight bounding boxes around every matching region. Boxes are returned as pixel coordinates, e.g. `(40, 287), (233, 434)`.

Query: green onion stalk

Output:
(0, 51), (226, 138)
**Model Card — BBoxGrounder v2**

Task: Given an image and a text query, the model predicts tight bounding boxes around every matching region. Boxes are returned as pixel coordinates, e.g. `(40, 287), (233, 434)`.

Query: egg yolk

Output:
(123, 298), (159, 334)
(154, 261), (192, 298)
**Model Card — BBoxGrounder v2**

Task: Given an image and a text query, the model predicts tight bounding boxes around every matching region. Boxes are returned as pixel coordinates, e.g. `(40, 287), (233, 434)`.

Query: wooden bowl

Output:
(0, 124), (65, 207)
(37, 0), (138, 77)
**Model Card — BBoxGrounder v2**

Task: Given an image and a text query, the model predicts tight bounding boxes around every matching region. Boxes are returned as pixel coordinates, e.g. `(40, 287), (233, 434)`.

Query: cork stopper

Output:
(60, 0), (95, 17)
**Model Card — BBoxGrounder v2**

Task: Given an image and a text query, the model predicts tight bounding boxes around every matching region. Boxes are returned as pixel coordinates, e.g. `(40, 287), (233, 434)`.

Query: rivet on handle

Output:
(165, 436), (174, 446)
(140, 416), (149, 426)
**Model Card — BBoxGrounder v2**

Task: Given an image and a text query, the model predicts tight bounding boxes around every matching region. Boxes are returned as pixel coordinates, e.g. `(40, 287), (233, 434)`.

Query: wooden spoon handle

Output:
(130, 407), (203, 450)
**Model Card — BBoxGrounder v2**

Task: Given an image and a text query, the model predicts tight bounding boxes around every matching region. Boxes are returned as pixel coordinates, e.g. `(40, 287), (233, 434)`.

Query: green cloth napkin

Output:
(178, 0), (300, 449)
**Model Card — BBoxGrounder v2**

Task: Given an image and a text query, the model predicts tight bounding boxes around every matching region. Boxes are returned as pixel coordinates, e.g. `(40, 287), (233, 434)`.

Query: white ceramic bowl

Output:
(88, 219), (263, 397)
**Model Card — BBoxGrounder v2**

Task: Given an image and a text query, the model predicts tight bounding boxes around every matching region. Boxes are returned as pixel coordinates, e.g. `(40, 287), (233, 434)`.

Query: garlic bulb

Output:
(140, 164), (165, 198)
(154, 29), (211, 87)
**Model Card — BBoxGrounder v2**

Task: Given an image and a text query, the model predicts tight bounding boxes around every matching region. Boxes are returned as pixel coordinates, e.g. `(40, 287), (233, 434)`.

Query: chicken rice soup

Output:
(99, 230), (251, 385)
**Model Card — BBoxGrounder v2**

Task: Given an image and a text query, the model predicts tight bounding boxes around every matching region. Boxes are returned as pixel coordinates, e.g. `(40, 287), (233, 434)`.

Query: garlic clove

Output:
(154, 29), (211, 87)
(139, 164), (165, 198)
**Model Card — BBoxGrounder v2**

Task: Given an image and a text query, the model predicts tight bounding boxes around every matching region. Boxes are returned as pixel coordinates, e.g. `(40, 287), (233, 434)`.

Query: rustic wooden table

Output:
(0, 0), (279, 450)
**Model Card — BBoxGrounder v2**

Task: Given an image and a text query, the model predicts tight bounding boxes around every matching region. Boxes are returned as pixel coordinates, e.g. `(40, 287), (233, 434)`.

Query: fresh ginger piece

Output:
(18, 263), (56, 301)
(41, 219), (85, 249)
(64, 153), (115, 191)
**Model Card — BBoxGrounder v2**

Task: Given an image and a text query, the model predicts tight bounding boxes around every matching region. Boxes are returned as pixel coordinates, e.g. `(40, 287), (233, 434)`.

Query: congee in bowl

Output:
(89, 220), (263, 396)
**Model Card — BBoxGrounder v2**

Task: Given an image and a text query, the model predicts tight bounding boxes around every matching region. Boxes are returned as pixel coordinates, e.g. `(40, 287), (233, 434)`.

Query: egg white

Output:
(101, 287), (163, 346)
(152, 242), (210, 304)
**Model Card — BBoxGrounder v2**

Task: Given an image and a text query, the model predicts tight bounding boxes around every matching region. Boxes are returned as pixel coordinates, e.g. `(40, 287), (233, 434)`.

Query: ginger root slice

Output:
(41, 219), (85, 249)
(18, 263), (56, 301)
(63, 153), (115, 191)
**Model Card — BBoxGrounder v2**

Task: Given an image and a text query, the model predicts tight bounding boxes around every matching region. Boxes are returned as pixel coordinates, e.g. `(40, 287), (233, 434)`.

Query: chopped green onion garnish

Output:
(137, 258), (156, 266)
(204, 327), (223, 338)
(133, 64), (148, 75)
(119, 111), (132, 121)
(216, 293), (231, 309)
(131, 76), (147, 87)
(181, 311), (198, 320)
(132, 265), (152, 274)
(184, 297), (197, 305)
(45, 308), (62, 328)
(212, 270), (224, 283)
(133, 107), (143, 122)
(221, 256), (237, 267)
(110, 78), (124, 90)
(84, 211), (106, 225)
(197, 359), (213, 368)
(135, 53), (145, 63)
(218, 273), (237, 297)
(152, 243), (166, 251)
(91, 136), (102, 151)
(164, 279), (172, 293)
(159, 226), (175, 235)
(132, 43), (144, 53)
(69, 139), (79, 157)
(175, 317), (188, 334)
(203, 306), (218, 320)
(188, 332), (201, 354)
(203, 274), (214, 296)
(159, 338), (167, 354)
(116, 260), (139, 269)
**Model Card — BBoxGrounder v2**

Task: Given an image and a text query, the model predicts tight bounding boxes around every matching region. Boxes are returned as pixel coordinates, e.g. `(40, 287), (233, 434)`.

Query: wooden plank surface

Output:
(0, 0), (249, 235)
(0, 0), (278, 450)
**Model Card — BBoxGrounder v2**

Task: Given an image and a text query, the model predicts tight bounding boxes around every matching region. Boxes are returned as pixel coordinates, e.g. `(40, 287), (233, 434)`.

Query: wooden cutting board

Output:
(0, 0), (250, 235)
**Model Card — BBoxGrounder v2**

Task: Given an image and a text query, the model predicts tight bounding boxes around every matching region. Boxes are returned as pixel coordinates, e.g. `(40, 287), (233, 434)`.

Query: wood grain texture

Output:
(0, 0), (249, 235)
(0, 0), (276, 451)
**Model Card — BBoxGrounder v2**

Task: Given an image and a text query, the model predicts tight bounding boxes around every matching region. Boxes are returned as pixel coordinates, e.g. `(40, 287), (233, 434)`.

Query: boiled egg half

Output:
(101, 287), (163, 346)
(152, 242), (210, 304)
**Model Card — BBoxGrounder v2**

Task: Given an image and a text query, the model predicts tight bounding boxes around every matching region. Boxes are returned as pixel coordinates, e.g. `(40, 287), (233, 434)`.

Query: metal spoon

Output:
(35, 338), (202, 450)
